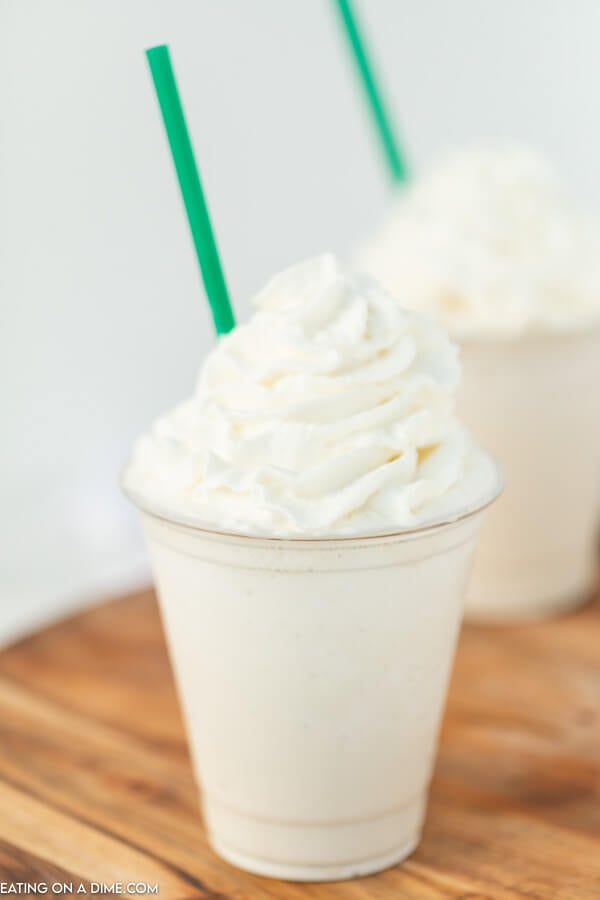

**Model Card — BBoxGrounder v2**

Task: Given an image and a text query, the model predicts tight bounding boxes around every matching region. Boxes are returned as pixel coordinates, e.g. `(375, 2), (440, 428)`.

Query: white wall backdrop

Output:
(2, 0), (600, 642)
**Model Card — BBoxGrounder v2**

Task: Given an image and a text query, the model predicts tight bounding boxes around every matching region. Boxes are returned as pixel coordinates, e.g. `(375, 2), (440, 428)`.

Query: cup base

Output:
(465, 587), (593, 624)
(209, 834), (420, 882)
(464, 551), (596, 623)
(203, 793), (424, 882)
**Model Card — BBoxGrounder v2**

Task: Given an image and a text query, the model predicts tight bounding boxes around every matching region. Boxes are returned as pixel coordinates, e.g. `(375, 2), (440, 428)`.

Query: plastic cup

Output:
(457, 328), (600, 622)
(124, 472), (499, 882)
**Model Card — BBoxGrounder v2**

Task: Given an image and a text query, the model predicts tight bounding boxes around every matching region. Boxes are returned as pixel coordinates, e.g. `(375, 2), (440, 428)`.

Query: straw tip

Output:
(146, 44), (169, 60)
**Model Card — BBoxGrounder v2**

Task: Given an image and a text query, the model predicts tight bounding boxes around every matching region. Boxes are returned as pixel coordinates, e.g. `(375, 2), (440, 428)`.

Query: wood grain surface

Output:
(0, 587), (598, 899)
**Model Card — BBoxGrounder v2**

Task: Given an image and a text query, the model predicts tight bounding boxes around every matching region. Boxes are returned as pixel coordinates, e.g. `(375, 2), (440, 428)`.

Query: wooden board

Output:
(0, 587), (598, 898)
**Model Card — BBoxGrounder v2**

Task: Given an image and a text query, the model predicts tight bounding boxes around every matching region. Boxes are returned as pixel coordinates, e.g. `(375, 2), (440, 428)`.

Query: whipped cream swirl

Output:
(356, 145), (600, 337)
(124, 256), (496, 535)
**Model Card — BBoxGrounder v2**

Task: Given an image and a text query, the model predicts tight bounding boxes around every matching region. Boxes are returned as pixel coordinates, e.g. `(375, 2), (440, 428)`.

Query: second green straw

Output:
(333, 0), (409, 185)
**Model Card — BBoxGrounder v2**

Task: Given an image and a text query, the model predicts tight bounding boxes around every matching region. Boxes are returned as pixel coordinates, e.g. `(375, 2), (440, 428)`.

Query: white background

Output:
(2, 0), (600, 642)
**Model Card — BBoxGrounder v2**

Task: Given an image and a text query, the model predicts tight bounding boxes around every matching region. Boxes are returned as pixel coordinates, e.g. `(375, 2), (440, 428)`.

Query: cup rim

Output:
(122, 458), (503, 546)
(455, 321), (600, 347)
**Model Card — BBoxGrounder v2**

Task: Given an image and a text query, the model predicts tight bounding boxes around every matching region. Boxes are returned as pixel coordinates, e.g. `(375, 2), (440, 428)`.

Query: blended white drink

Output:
(358, 146), (600, 621)
(124, 256), (500, 880)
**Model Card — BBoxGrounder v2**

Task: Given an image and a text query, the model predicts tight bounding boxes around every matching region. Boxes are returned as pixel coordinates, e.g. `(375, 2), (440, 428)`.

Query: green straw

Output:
(146, 44), (235, 335)
(332, 0), (409, 185)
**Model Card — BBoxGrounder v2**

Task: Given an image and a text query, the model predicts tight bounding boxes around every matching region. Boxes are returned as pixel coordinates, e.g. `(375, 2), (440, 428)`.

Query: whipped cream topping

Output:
(356, 145), (600, 337)
(124, 256), (497, 536)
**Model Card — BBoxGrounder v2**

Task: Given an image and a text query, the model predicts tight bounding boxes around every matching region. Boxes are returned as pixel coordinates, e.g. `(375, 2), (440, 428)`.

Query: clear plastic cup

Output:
(125, 472), (499, 882)
(457, 328), (600, 622)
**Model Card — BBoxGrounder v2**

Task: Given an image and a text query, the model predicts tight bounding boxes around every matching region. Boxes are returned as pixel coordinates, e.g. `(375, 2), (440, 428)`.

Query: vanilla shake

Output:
(124, 255), (500, 880)
(358, 146), (600, 621)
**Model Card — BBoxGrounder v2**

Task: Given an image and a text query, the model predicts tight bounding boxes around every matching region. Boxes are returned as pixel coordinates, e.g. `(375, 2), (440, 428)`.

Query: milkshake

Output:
(124, 255), (500, 880)
(357, 146), (600, 621)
